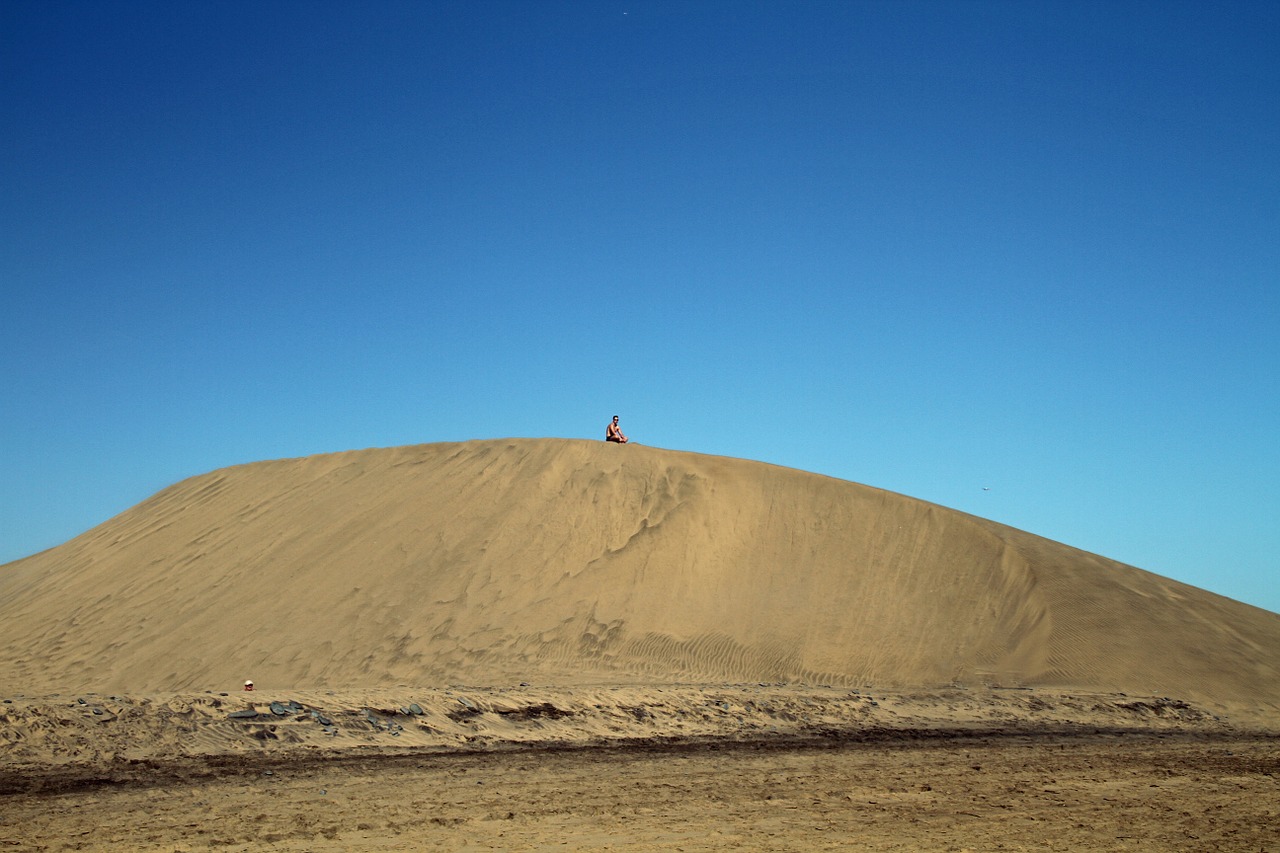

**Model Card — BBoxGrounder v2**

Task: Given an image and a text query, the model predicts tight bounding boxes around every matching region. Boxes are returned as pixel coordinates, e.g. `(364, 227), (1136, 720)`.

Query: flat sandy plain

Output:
(2, 685), (1277, 851)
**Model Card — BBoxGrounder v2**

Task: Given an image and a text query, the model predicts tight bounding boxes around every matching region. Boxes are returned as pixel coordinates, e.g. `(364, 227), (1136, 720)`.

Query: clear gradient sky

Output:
(3, 1), (1277, 614)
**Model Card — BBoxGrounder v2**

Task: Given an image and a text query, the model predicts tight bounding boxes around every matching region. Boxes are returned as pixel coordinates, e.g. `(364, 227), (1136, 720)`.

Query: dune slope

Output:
(1, 439), (1276, 709)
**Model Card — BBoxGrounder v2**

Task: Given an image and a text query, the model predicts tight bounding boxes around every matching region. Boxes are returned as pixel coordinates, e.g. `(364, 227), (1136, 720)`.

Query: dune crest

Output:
(1, 439), (1276, 712)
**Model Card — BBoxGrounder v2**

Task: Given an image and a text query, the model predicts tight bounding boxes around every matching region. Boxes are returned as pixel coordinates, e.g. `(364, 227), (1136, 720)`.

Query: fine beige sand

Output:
(2, 438), (1278, 850)
(2, 439), (1276, 706)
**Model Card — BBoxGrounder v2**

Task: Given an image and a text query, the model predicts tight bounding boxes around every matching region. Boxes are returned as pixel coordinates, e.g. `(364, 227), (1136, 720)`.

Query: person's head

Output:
(613, 415), (619, 422)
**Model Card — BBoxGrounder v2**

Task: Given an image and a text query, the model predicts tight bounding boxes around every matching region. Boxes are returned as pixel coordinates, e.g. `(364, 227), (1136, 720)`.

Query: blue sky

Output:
(3, 1), (1277, 614)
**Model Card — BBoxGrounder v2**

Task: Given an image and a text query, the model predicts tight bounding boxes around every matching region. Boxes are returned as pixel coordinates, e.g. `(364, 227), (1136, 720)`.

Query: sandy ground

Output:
(2, 685), (1277, 851)
(2, 733), (1277, 852)
(3, 439), (1277, 849)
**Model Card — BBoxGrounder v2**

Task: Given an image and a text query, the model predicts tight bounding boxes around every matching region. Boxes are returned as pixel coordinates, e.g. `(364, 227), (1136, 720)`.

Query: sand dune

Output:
(1, 439), (1276, 715)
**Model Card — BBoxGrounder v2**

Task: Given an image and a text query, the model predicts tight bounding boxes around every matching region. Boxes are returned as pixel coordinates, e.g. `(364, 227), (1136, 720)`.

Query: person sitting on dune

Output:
(606, 415), (628, 444)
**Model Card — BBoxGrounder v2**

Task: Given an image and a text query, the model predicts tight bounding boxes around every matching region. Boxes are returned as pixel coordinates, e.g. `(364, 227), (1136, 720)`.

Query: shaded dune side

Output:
(0, 439), (1276, 709)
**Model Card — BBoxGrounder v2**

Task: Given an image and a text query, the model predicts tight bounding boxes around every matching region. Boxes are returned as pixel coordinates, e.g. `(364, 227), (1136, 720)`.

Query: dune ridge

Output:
(1, 439), (1276, 715)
